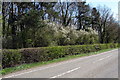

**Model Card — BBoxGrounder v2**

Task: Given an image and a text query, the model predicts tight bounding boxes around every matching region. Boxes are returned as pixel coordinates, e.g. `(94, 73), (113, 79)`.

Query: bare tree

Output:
(55, 2), (76, 26)
(97, 6), (116, 43)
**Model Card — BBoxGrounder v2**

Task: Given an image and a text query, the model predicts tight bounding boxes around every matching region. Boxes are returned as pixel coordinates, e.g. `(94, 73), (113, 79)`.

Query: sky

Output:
(86, 0), (119, 20)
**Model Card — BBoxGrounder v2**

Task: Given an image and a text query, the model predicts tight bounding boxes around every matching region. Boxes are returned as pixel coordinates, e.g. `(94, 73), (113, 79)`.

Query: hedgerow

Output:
(2, 43), (118, 68)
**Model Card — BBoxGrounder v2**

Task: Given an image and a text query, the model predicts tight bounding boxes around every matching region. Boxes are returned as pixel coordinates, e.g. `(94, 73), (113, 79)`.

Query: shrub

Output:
(20, 48), (46, 63)
(2, 49), (21, 68)
(2, 43), (118, 68)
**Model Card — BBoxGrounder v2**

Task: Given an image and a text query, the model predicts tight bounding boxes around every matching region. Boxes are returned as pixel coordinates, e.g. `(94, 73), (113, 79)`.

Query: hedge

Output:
(2, 43), (118, 68)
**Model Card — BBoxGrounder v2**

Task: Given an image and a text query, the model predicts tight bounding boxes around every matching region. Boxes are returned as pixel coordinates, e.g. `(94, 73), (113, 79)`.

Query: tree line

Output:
(2, 2), (119, 49)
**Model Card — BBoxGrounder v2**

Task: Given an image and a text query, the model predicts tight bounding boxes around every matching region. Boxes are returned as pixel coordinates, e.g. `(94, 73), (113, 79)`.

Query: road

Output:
(2, 49), (118, 78)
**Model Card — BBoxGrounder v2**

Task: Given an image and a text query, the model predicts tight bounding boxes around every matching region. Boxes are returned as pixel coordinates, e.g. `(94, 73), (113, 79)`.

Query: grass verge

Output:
(1, 48), (117, 75)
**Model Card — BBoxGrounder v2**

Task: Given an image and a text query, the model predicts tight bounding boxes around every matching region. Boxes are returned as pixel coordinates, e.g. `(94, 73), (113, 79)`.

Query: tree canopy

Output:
(2, 2), (119, 49)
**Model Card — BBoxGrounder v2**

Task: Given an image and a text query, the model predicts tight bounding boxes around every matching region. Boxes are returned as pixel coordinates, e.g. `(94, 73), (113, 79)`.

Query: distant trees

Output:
(2, 2), (119, 49)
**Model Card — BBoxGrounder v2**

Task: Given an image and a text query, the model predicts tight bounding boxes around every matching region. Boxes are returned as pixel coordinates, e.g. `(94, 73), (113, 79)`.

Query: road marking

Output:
(99, 58), (105, 61)
(93, 55), (111, 63)
(50, 67), (81, 78)
(3, 49), (117, 78)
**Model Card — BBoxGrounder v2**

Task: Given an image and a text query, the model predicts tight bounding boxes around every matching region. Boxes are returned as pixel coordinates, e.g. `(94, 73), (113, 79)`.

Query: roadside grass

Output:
(1, 48), (117, 75)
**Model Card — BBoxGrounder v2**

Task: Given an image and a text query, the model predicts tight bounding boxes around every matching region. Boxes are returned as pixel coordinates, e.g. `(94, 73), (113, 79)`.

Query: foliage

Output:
(1, 48), (116, 75)
(2, 43), (118, 69)
(2, 2), (119, 49)
(2, 49), (22, 68)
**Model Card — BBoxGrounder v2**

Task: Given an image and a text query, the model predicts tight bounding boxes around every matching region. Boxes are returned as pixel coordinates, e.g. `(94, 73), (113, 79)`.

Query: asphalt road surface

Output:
(3, 49), (118, 78)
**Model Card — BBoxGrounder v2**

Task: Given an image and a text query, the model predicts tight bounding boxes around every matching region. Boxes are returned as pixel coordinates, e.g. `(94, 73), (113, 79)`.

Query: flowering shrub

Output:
(42, 20), (99, 46)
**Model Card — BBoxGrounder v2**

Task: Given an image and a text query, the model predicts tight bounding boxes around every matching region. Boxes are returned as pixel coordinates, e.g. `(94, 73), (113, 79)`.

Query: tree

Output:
(91, 7), (100, 30)
(77, 1), (90, 30)
(2, 2), (119, 49)
(97, 6), (117, 43)
(55, 2), (76, 26)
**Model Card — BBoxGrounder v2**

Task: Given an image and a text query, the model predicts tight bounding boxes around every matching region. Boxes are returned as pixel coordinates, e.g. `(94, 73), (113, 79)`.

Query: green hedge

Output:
(2, 43), (118, 68)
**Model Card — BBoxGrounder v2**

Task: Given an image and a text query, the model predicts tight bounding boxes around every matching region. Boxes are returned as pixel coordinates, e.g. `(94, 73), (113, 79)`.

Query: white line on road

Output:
(50, 67), (81, 78)
(3, 49), (117, 78)
(93, 55), (111, 63)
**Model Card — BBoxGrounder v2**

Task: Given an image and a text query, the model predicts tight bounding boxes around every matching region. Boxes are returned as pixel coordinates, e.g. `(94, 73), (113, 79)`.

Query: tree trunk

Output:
(2, 2), (5, 37)
(11, 3), (16, 49)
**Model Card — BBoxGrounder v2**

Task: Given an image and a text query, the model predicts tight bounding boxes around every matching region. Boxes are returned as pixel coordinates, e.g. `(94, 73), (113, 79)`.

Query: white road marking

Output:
(99, 58), (105, 61)
(3, 49), (117, 78)
(50, 67), (81, 78)
(93, 55), (111, 63)
(106, 55), (111, 58)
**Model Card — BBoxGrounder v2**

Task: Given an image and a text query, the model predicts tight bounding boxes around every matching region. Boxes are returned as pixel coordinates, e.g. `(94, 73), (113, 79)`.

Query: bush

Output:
(34, 26), (55, 47)
(2, 36), (13, 49)
(2, 43), (118, 68)
(2, 49), (21, 68)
